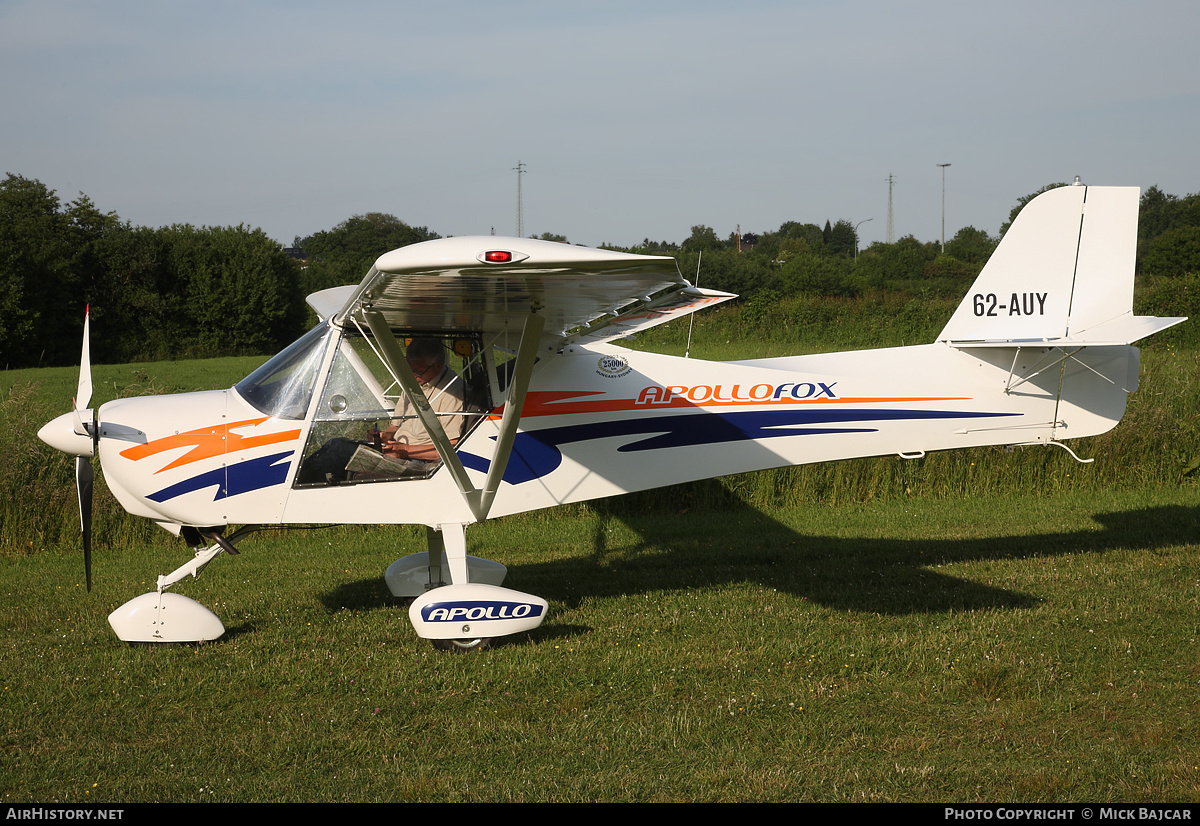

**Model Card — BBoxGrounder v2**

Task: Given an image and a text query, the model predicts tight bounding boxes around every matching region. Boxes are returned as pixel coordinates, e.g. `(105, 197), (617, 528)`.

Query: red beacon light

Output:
(475, 248), (528, 264)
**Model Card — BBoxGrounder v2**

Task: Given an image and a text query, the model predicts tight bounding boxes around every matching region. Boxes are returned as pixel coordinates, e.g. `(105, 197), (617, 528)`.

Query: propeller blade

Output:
(76, 306), (92, 412)
(76, 455), (94, 591)
(77, 308), (95, 591)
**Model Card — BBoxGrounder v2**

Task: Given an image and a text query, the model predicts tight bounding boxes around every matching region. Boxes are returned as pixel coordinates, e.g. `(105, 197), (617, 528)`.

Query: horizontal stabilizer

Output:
(1067, 313), (1187, 345)
(948, 313), (1187, 349)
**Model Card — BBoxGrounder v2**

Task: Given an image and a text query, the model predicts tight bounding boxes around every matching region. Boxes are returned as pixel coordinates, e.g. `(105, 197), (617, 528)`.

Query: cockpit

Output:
(235, 320), (505, 486)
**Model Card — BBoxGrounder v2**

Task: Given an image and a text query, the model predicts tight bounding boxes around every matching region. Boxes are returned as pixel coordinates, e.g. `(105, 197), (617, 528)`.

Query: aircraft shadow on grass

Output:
(318, 494), (1200, 642)
(519, 498), (1200, 618)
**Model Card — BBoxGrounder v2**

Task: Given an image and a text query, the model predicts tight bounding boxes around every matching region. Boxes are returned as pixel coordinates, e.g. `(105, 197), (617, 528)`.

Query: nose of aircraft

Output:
(38, 410), (96, 457)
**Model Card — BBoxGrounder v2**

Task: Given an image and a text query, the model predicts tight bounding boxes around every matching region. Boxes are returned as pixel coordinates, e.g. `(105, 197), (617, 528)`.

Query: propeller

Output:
(73, 308), (96, 591)
(36, 307), (101, 590)
(77, 454), (94, 591)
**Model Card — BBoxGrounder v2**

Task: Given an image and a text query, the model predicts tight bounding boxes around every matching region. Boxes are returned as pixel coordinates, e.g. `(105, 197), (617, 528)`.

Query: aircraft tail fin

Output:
(938, 183), (1185, 346)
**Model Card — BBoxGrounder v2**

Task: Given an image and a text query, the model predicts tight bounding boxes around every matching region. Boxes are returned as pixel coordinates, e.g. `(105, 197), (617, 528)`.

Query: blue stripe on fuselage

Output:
(459, 408), (1015, 485)
(147, 451), (294, 503)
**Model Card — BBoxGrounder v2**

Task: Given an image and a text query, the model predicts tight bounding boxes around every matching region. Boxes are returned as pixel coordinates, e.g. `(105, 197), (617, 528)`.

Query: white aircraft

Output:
(38, 183), (1185, 649)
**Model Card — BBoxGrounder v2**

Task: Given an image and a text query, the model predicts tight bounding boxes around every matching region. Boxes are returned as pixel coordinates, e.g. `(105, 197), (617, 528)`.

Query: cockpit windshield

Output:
(235, 323), (334, 420)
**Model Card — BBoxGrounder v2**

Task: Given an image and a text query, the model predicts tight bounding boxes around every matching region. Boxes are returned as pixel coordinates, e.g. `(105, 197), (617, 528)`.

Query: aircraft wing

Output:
(330, 236), (693, 340)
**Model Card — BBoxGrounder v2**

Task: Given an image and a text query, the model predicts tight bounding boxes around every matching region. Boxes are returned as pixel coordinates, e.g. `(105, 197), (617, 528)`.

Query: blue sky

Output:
(4, 0), (1198, 250)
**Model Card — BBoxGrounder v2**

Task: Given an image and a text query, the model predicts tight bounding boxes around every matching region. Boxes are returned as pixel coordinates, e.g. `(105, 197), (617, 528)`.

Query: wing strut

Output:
(361, 310), (544, 524)
(478, 312), (545, 518)
(362, 311), (480, 515)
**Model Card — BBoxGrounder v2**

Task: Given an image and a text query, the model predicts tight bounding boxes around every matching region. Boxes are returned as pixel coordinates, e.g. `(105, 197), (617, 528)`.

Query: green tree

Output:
(778, 221), (824, 249)
(923, 253), (981, 292)
(166, 224), (305, 357)
(681, 225), (724, 253)
(781, 253), (857, 297)
(0, 174), (74, 367)
(854, 236), (941, 294)
(1142, 226), (1200, 277)
(59, 195), (152, 364)
(827, 219), (857, 258)
(774, 236), (811, 262)
(627, 238), (679, 254)
(1141, 187), (1186, 241)
(86, 224), (183, 363)
(1138, 187), (1200, 266)
(944, 225), (996, 265)
(673, 247), (775, 296)
(299, 213), (439, 297)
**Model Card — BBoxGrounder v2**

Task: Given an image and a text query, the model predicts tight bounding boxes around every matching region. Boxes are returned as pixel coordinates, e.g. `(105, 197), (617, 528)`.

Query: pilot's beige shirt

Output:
(392, 363), (467, 448)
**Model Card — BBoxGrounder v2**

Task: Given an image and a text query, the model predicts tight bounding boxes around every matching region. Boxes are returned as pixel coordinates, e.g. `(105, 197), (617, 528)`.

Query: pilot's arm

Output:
(379, 430), (452, 461)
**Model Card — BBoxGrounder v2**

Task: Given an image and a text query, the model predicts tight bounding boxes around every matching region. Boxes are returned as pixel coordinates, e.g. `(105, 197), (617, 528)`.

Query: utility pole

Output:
(513, 161), (526, 238)
(937, 163), (951, 253)
(886, 174), (896, 244)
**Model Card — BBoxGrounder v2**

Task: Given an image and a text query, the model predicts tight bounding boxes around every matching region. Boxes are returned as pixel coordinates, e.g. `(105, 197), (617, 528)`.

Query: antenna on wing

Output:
(684, 251), (702, 359)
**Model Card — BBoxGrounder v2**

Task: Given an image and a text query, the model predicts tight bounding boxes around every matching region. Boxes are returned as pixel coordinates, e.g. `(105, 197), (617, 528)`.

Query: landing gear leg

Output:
(384, 525), (507, 599)
(106, 526), (260, 643)
(439, 522), (469, 586)
(425, 526), (446, 589)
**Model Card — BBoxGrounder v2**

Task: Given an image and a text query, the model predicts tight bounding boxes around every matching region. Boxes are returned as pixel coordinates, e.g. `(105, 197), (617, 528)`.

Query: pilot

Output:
(298, 337), (469, 483)
(379, 337), (469, 461)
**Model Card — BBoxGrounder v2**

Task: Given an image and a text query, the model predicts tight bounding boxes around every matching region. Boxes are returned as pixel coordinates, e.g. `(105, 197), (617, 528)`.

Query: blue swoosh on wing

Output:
(147, 451), (294, 503)
(459, 408), (1016, 485)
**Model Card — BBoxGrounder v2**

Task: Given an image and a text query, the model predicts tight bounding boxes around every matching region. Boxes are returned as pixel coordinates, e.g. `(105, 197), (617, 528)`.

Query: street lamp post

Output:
(937, 163), (951, 253)
(853, 218), (873, 259)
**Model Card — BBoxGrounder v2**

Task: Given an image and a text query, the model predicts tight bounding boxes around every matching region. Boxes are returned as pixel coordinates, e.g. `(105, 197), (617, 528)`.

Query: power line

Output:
(513, 160), (526, 237)
(937, 163), (951, 253)
(886, 173), (896, 244)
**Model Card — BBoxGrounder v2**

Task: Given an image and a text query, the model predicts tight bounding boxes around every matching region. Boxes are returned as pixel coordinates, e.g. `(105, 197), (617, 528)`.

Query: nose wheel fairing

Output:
(108, 592), (225, 644)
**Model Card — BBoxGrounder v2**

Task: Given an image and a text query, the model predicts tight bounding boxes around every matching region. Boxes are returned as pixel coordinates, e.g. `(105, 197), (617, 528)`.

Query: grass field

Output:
(3, 490), (1198, 802)
(2, 305), (1199, 802)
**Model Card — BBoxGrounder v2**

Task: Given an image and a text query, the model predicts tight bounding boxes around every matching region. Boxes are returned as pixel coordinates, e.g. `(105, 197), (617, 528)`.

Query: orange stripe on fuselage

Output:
(489, 390), (972, 418)
(119, 417), (301, 473)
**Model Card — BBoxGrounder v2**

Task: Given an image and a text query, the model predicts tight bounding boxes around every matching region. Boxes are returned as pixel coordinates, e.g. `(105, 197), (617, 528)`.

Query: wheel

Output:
(431, 637), (490, 653)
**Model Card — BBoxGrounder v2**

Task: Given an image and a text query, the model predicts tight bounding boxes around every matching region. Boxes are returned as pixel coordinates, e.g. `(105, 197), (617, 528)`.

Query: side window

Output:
(295, 328), (490, 486)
